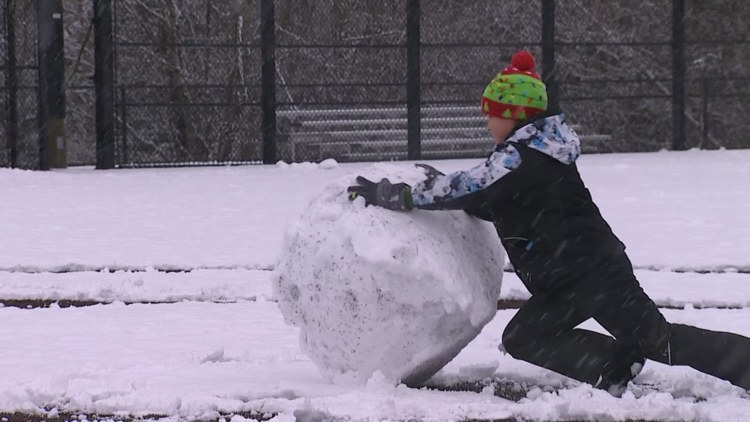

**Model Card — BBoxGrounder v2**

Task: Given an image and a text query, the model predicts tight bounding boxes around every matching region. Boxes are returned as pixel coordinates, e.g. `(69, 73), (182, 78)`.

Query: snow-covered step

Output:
(0, 269), (271, 306)
(2, 268), (750, 310)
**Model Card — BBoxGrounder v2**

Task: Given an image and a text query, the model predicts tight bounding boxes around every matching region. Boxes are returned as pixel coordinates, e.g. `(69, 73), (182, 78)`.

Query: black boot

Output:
(594, 349), (645, 397)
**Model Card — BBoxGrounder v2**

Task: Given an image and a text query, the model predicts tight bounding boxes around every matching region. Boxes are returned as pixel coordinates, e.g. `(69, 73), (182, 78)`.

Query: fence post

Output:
(36, 0), (67, 169)
(120, 87), (128, 164)
(540, 0), (558, 112)
(700, 78), (709, 150)
(672, 0), (686, 150)
(260, 0), (277, 164)
(406, 0), (421, 160)
(94, 0), (115, 169)
(5, 0), (18, 168)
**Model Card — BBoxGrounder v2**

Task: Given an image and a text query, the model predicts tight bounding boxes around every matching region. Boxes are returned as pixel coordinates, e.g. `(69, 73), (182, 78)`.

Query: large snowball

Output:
(273, 163), (505, 386)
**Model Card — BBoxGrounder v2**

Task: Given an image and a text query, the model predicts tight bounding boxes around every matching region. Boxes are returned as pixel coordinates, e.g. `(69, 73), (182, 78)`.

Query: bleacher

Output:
(278, 106), (611, 162)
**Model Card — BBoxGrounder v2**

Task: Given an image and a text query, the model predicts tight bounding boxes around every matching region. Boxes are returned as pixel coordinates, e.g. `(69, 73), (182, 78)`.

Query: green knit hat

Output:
(481, 50), (548, 121)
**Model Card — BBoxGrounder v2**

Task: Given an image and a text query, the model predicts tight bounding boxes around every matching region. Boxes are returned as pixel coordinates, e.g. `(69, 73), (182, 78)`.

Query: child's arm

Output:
(410, 143), (521, 210)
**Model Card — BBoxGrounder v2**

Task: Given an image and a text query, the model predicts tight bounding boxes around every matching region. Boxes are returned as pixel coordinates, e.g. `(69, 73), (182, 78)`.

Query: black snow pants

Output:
(501, 253), (750, 390)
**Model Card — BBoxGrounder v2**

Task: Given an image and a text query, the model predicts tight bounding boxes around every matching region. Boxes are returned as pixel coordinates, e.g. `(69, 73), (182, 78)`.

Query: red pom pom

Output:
(511, 50), (535, 71)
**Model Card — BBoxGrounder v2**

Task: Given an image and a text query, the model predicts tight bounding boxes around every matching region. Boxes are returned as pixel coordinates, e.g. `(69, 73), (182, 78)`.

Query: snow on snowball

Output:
(273, 163), (505, 386)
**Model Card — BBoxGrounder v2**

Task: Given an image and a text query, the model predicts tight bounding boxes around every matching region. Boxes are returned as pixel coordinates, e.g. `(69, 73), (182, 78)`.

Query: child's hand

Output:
(347, 176), (413, 211)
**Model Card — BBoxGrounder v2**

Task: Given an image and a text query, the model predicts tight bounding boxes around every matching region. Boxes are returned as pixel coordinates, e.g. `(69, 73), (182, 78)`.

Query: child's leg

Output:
(502, 255), (661, 388)
(585, 271), (670, 391)
(502, 294), (616, 385)
(666, 324), (750, 389)
(588, 274), (671, 362)
(593, 255), (750, 390)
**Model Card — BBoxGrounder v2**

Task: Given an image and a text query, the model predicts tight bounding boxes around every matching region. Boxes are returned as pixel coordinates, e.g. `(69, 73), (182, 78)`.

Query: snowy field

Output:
(2, 148), (750, 421)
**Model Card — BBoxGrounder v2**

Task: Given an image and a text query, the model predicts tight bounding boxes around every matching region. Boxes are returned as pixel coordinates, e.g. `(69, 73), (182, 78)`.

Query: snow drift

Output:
(273, 163), (505, 386)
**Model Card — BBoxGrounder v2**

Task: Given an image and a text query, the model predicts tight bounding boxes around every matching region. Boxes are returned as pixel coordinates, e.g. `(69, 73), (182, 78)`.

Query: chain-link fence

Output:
(273, 0), (750, 163)
(556, 1), (750, 152)
(0, 0), (40, 169)
(1, 0), (748, 168)
(112, 1), (264, 167)
(65, 1), (97, 166)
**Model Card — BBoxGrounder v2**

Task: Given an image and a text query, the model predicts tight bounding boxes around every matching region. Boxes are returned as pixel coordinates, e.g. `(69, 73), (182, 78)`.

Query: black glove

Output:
(415, 163), (444, 190)
(347, 176), (413, 210)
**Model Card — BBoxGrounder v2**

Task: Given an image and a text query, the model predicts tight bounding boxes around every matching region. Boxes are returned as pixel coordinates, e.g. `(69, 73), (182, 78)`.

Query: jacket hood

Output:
(502, 113), (581, 165)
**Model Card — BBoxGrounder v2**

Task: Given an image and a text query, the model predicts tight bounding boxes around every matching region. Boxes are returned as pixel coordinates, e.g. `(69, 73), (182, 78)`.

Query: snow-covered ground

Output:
(2, 149), (750, 421)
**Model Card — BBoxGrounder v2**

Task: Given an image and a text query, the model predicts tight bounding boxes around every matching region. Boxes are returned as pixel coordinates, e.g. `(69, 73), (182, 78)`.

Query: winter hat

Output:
(481, 50), (548, 121)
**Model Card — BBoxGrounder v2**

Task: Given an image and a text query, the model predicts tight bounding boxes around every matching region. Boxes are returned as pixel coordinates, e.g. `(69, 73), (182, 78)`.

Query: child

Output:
(347, 50), (750, 396)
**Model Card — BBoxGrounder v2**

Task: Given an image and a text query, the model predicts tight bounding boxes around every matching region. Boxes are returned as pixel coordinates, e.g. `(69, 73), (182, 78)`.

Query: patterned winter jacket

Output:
(411, 113), (625, 296)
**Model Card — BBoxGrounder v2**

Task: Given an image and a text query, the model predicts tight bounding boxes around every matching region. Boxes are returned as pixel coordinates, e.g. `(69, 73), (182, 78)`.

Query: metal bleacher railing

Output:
(278, 105), (611, 162)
